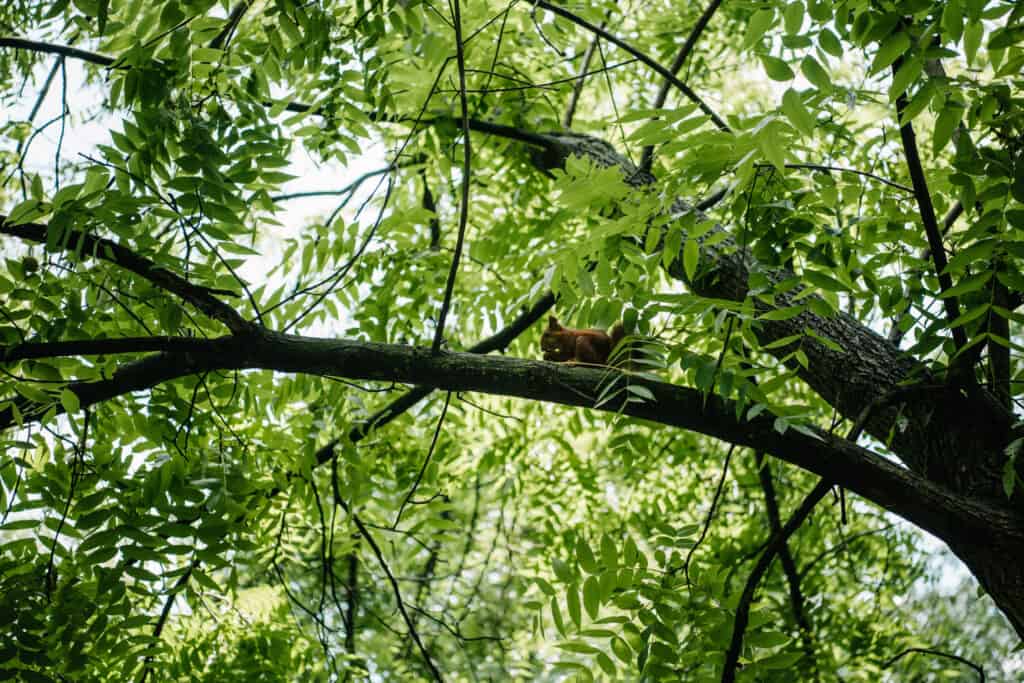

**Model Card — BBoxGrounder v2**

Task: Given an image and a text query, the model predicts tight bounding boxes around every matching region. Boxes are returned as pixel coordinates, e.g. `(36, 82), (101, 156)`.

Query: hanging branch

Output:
(563, 30), (603, 129)
(721, 401), (879, 682)
(755, 453), (820, 680)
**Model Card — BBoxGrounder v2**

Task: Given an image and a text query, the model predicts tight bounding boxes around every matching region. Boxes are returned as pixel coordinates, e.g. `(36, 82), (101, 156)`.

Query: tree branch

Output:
(2, 329), (1018, 548)
(0, 36), (115, 67)
(755, 452), (819, 679)
(1, 217), (249, 333)
(892, 58), (966, 350)
(1, 335), (226, 362)
(721, 479), (831, 683)
(640, 0), (724, 172)
(724, 395), (902, 682)
(562, 29), (602, 129)
(350, 512), (443, 681)
(431, 0), (472, 354)
(884, 647), (985, 682)
(530, 1), (730, 133)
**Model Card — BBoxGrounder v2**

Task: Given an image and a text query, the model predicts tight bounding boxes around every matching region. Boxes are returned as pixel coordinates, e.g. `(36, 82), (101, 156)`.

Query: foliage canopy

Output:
(2, 0), (1024, 680)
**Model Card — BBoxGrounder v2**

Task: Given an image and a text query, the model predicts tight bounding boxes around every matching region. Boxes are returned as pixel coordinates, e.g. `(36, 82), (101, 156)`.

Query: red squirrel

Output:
(540, 316), (625, 365)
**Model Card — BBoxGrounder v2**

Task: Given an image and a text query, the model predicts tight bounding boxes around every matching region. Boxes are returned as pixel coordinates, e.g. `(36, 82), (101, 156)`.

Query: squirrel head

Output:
(540, 316), (574, 360)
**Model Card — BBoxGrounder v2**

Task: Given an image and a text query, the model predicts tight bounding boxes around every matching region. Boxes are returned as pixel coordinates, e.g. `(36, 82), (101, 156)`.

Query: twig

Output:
(640, 0), (724, 172)
(531, 1), (730, 133)
(884, 647), (984, 682)
(563, 30), (603, 129)
(350, 513), (444, 681)
(680, 444), (735, 585)
(892, 58), (966, 350)
(431, 0), (472, 354)
(394, 391), (452, 528)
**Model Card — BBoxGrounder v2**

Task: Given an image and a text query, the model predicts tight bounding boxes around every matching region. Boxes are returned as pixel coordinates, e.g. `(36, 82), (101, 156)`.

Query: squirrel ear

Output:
(548, 315), (561, 330)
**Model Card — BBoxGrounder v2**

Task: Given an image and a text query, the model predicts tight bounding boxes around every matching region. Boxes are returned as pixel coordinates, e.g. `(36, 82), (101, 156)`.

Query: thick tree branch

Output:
(2, 329), (1019, 550)
(327, 291), (555, 457)
(1, 336), (224, 362)
(536, 131), (1014, 503)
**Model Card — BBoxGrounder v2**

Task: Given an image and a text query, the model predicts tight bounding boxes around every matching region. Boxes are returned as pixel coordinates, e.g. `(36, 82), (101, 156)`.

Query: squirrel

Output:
(540, 315), (626, 365)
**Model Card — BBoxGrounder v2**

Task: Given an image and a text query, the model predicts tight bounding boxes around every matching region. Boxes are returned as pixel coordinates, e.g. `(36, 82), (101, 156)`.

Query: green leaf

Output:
(758, 125), (788, 172)
(583, 576), (600, 619)
(748, 630), (791, 648)
(761, 55), (795, 81)
(800, 56), (832, 91)
(756, 651), (804, 669)
(784, 2), (804, 35)
(819, 28), (843, 57)
(743, 9), (775, 48)
(567, 583), (582, 627)
(870, 31), (910, 74)
(577, 538), (599, 574)
(933, 104), (963, 154)
(6, 198), (48, 225)
(807, 0), (831, 21)
(611, 636), (633, 664)
(627, 384), (656, 401)
(600, 533), (618, 568)
(938, 271), (992, 299)
(942, 0), (965, 41)
(683, 238), (699, 280)
(551, 597), (567, 637)
(596, 651), (616, 676)
(988, 24), (1024, 50)
(759, 305), (805, 322)
(781, 89), (815, 136)
(60, 388), (80, 414)
(947, 302), (990, 329)
(964, 21), (983, 65)
(889, 56), (923, 101)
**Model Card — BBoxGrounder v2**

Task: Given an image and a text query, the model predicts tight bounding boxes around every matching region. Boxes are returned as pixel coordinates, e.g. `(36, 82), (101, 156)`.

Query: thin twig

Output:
(531, 1), (730, 133)
(351, 513), (444, 681)
(431, 0), (473, 354)
(394, 391), (452, 528)
(893, 58), (966, 350)
(563, 30), (603, 129)
(640, 0), (724, 172)
(884, 647), (984, 682)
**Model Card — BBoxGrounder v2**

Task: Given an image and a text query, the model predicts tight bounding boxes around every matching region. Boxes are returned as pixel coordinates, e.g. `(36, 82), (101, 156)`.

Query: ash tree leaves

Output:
(1, 0), (1024, 681)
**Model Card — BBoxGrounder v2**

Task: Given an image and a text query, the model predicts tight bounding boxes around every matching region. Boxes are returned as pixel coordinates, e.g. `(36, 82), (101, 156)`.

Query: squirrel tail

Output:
(608, 321), (630, 368)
